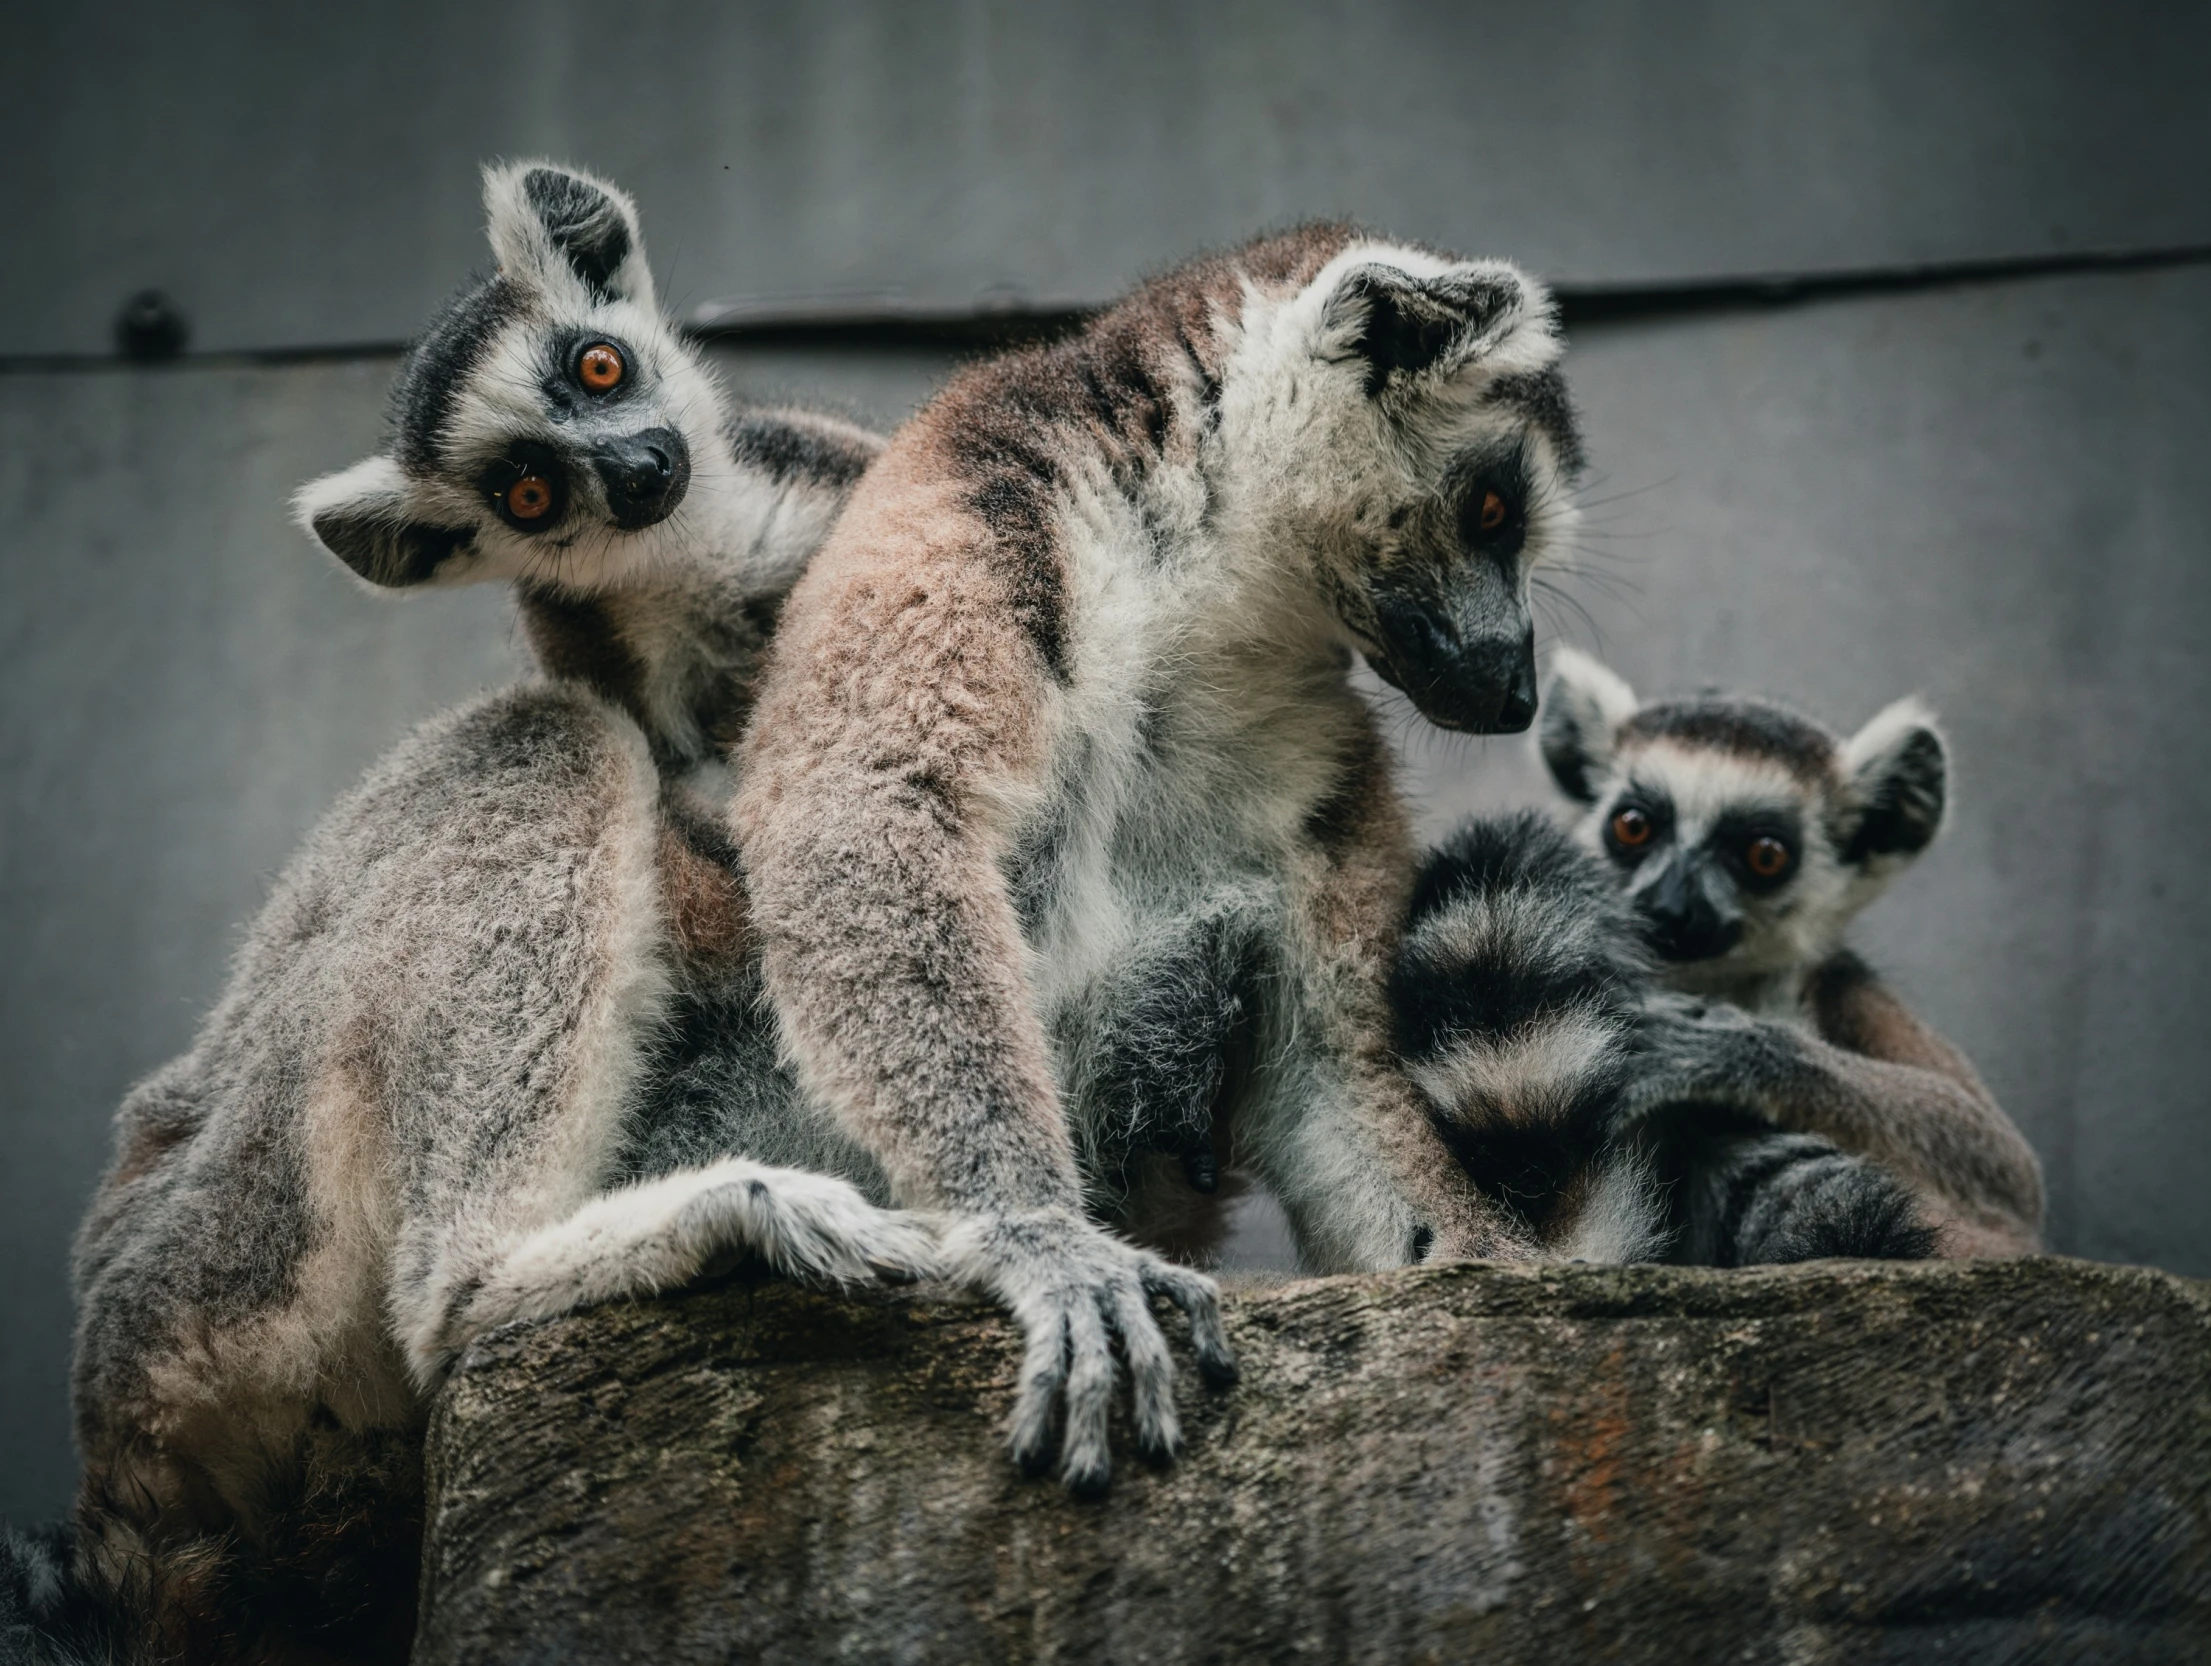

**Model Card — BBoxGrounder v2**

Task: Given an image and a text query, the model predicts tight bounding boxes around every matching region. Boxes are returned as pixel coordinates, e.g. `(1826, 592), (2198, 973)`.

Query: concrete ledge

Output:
(416, 1259), (2211, 1664)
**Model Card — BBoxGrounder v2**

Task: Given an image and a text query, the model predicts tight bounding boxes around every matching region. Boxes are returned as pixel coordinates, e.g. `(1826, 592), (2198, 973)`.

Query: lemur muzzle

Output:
(593, 426), (691, 530)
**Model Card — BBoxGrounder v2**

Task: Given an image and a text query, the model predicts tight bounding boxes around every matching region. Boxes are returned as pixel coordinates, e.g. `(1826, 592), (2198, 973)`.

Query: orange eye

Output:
(1745, 835), (1792, 878)
(1477, 489), (1507, 532)
(1610, 806), (1652, 847)
(578, 343), (625, 392)
(506, 473), (556, 520)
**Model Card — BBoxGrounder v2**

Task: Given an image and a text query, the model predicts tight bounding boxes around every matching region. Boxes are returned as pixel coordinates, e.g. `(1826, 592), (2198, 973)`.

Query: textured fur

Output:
(40, 164), (919, 1665)
(1393, 814), (1929, 1268)
(1543, 650), (2045, 1260)
(1391, 812), (1664, 1262)
(735, 227), (1586, 1488)
(1, 1523), (103, 1665)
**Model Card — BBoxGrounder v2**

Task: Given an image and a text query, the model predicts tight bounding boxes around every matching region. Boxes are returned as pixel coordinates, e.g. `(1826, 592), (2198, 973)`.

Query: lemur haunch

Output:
(1540, 648), (2046, 1260)
(735, 228), (1585, 1490)
(41, 163), (929, 1666)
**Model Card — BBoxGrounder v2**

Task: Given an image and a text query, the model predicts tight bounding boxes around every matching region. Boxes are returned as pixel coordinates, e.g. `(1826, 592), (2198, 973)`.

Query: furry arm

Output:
(734, 463), (1235, 1491)
(1802, 952), (2046, 1253)
(733, 474), (1080, 1215)
(1628, 955), (2044, 1256)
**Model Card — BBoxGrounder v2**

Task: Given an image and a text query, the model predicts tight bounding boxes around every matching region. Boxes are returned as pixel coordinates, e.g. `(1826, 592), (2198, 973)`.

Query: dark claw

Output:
(1016, 1440), (1058, 1480)
(1064, 1471), (1111, 1501)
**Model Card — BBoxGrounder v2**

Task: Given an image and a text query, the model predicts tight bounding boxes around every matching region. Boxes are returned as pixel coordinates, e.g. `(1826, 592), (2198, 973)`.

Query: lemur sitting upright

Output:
(1538, 648), (2046, 1259)
(735, 227), (1587, 1492)
(37, 163), (938, 1666)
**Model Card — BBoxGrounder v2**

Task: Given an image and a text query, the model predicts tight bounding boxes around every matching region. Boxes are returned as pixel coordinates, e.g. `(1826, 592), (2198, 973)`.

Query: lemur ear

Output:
(1840, 699), (1948, 864)
(1324, 259), (1536, 397)
(294, 455), (475, 590)
(482, 160), (655, 308)
(1540, 647), (1638, 802)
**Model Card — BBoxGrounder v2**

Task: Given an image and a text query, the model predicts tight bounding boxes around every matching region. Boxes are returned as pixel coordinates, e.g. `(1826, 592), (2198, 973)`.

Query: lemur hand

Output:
(941, 1208), (1237, 1494)
(1620, 992), (1793, 1120)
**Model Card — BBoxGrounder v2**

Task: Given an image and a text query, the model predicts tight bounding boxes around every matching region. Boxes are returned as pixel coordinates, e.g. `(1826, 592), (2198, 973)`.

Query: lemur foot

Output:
(941, 1209), (1236, 1495)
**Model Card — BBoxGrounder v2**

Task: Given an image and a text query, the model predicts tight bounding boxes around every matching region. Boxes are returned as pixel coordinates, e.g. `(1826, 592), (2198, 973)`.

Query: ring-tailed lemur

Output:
(734, 227), (1586, 1491)
(1391, 810), (1926, 1266)
(1539, 648), (2045, 1260)
(25, 162), (934, 1666)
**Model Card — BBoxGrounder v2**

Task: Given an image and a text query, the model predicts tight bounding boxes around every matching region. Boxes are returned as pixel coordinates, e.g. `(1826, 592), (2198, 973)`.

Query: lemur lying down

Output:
(734, 227), (1588, 1490)
(27, 163), (939, 1666)
(1539, 649), (2045, 1261)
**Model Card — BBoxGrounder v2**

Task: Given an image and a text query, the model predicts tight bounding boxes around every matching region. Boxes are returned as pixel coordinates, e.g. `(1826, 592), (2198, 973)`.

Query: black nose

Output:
(1645, 906), (1743, 963)
(591, 426), (691, 530)
(1480, 630), (1540, 732)
(1368, 601), (1538, 735)
(1640, 861), (1744, 962)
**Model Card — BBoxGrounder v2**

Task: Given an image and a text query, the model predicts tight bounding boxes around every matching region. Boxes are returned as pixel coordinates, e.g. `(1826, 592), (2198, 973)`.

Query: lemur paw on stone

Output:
(734, 226), (1588, 1490)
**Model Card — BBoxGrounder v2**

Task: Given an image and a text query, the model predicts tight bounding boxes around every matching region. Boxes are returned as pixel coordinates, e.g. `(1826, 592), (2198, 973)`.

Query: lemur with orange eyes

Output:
(1537, 648), (2044, 1262)
(734, 228), (1590, 1493)
(8, 163), (943, 1666)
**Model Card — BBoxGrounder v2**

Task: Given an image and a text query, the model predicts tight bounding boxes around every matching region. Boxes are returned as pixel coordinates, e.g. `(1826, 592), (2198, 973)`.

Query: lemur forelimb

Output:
(736, 228), (1589, 1489)
(1541, 648), (2045, 1258)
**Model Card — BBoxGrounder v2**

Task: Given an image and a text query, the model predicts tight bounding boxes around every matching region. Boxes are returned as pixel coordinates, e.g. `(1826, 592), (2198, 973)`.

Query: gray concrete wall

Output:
(8, 1), (2209, 355)
(3, 2), (2206, 1523)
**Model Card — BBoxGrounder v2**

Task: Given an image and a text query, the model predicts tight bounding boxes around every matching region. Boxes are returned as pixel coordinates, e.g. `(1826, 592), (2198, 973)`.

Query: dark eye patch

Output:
(1450, 440), (1532, 562)
(479, 439), (568, 534)
(1603, 783), (1674, 863)
(540, 330), (642, 418)
(1711, 808), (1804, 889)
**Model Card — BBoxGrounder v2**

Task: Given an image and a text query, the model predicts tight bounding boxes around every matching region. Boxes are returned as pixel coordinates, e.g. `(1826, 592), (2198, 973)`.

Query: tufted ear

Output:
(1323, 258), (1539, 397)
(482, 159), (655, 308)
(1839, 698), (1947, 865)
(1539, 647), (1638, 802)
(293, 455), (475, 589)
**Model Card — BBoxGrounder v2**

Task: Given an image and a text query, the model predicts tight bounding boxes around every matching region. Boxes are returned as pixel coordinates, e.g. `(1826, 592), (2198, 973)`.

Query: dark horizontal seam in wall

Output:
(1552, 242), (2211, 326)
(4, 242), (2209, 376)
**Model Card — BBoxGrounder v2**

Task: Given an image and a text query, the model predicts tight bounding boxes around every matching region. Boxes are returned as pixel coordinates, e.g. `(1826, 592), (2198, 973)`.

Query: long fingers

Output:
(1142, 1260), (1239, 1388)
(1056, 1294), (1118, 1494)
(1009, 1305), (1071, 1476)
(1109, 1277), (1180, 1462)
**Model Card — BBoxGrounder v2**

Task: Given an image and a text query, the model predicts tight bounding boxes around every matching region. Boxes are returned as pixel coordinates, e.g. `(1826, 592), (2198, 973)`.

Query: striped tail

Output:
(1658, 1119), (1936, 1266)
(1395, 811), (1666, 1260)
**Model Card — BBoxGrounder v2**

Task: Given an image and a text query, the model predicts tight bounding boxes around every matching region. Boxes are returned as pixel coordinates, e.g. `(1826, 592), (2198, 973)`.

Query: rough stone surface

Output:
(416, 1259), (2211, 1664)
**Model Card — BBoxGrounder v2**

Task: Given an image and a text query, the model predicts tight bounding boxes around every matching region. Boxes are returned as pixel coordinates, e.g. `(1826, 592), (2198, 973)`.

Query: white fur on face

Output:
(296, 160), (832, 605)
(1205, 242), (1578, 643)
(422, 294), (747, 594)
(1579, 739), (1859, 995)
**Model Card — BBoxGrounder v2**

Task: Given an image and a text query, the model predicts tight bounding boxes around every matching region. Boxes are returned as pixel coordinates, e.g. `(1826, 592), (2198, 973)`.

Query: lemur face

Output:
(1540, 649), (1947, 986)
(297, 162), (729, 594)
(1224, 247), (1583, 733)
